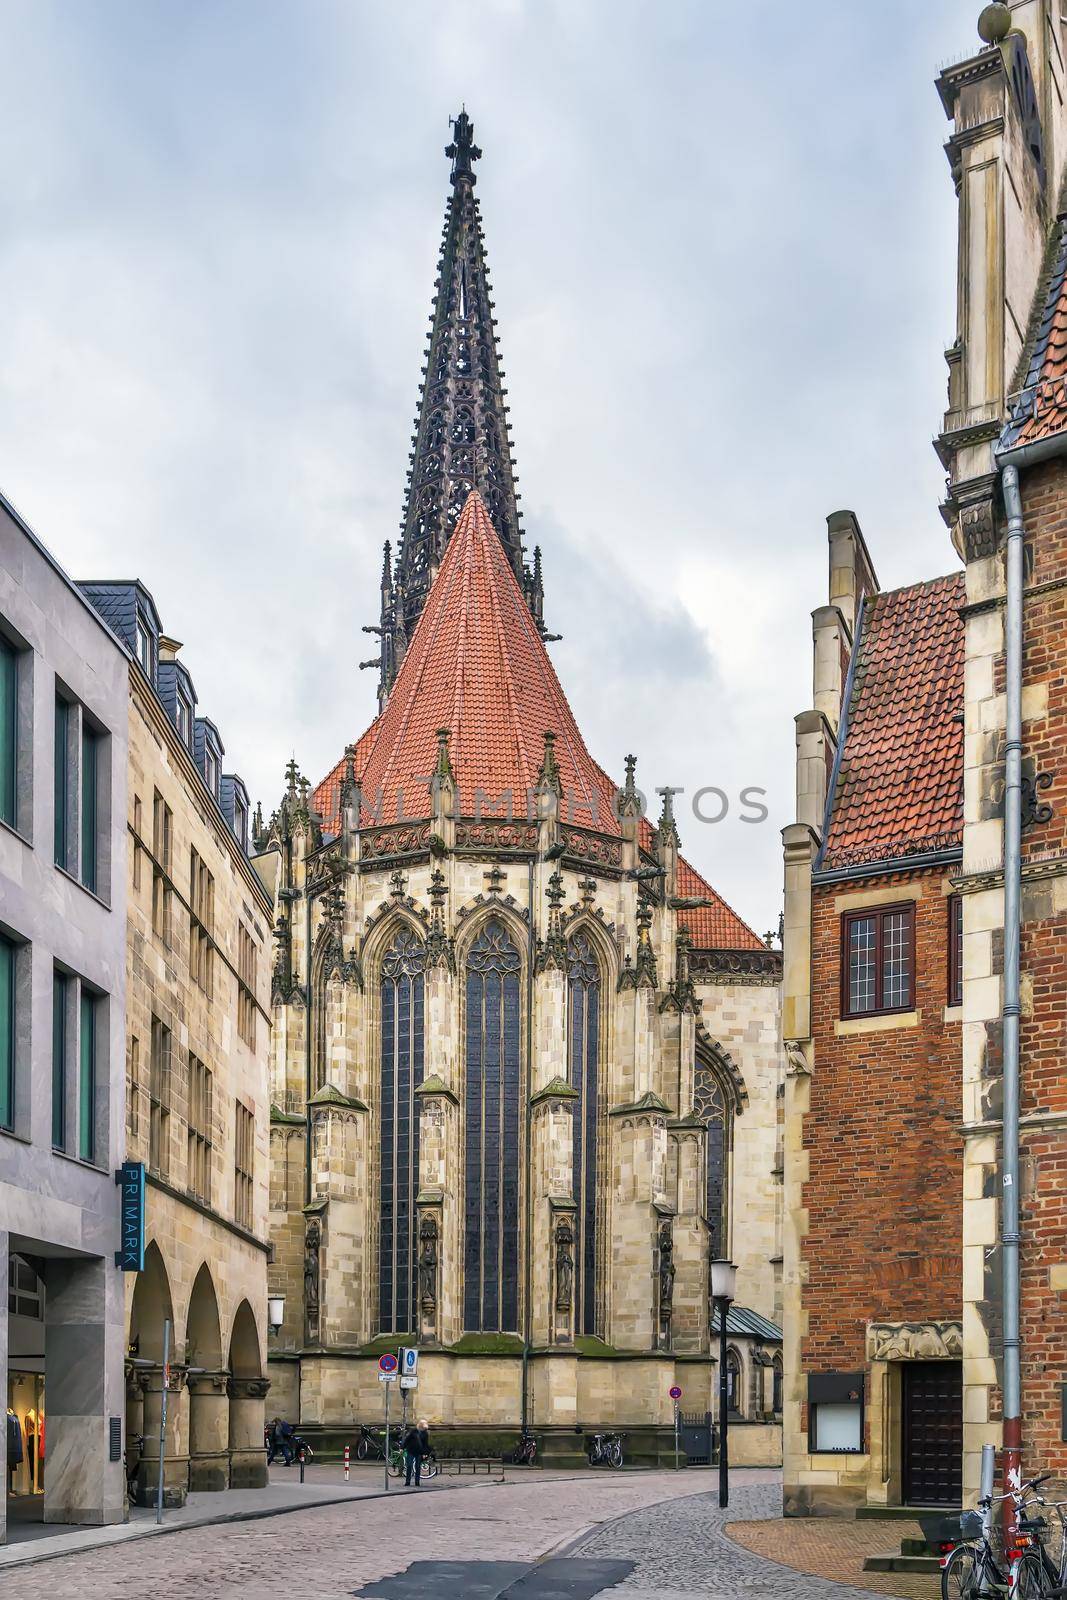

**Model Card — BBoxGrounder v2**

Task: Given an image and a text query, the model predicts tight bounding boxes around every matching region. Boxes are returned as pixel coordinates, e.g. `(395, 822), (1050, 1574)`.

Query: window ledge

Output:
(55, 862), (112, 912)
(52, 1146), (108, 1176)
(834, 1009), (920, 1037)
(0, 1124), (32, 1147)
(0, 814), (32, 850)
(943, 1004), (963, 1023)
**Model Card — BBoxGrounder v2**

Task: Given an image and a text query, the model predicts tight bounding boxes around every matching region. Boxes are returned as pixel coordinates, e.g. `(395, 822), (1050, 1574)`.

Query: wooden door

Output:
(902, 1360), (962, 1506)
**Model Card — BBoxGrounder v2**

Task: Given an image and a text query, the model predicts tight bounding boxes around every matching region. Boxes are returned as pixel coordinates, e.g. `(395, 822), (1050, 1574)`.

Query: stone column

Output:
(188, 1371), (230, 1491)
(669, 1124), (707, 1353)
(42, 1255), (126, 1526)
(228, 1375), (270, 1488)
(136, 1364), (188, 1507)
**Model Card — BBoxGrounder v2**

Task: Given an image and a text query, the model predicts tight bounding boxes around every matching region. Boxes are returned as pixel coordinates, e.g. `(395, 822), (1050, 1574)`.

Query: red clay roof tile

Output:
(821, 572), (965, 870)
(314, 491), (764, 952)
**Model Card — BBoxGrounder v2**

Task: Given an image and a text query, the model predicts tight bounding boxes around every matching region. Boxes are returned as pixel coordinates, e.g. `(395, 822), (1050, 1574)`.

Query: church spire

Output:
(376, 110), (540, 704)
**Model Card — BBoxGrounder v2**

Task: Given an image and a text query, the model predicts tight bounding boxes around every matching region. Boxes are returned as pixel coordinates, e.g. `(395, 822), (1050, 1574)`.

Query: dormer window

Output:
(204, 746), (220, 801)
(135, 614), (156, 682)
(234, 791), (248, 851)
(176, 694), (192, 748)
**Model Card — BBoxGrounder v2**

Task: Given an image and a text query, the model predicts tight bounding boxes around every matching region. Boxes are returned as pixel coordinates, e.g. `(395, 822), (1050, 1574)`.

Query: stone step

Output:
(864, 1553), (943, 1574)
(856, 1505), (961, 1521)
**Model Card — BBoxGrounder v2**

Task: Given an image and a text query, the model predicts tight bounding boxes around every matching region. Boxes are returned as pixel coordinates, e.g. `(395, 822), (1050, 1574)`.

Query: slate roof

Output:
(819, 573), (965, 872)
(1000, 213), (1067, 454)
(314, 490), (764, 952)
(710, 1304), (782, 1342)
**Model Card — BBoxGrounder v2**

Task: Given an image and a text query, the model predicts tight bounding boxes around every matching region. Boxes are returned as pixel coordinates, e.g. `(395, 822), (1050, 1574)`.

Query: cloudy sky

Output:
(0, 0), (982, 933)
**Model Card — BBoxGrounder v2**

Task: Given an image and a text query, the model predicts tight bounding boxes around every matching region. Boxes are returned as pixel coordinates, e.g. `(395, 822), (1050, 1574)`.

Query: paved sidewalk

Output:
(0, 1469), (729, 1594)
(726, 1515), (939, 1600)
(573, 1482), (916, 1597)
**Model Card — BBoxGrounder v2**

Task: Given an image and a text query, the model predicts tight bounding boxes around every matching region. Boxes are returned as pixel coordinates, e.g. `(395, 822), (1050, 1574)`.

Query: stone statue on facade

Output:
(304, 1220), (321, 1312)
(657, 1222), (675, 1337)
(554, 1216), (575, 1313)
(419, 1214), (439, 1312)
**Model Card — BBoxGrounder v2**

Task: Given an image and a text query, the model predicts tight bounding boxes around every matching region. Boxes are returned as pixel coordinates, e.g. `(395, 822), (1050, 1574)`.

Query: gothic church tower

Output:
(258, 116), (784, 1462)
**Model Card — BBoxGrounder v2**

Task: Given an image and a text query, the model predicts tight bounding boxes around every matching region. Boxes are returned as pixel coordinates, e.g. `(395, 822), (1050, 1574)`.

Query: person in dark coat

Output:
(267, 1416), (295, 1466)
(403, 1417), (430, 1487)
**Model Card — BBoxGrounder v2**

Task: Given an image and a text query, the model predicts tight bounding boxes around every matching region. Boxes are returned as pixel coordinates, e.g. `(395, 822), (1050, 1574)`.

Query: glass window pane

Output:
(881, 910), (911, 1010)
(81, 725), (98, 893)
(0, 936), (13, 1130)
(79, 991), (95, 1162)
(52, 971), (67, 1150)
(847, 916), (876, 1014)
(0, 637), (15, 828)
(813, 1401), (862, 1452)
(54, 697), (69, 868)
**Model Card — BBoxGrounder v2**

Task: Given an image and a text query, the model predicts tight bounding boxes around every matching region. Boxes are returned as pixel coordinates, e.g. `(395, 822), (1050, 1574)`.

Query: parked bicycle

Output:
(355, 1424), (385, 1461)
(587, 1431), (624, 1469)
(388, 1443), (438, 1480)
(506, 1431), (538, 1466)
(940, 1473), (1065, 1600)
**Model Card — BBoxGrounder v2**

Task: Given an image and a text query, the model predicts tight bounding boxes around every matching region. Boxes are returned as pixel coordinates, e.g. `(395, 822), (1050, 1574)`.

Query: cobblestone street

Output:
(0, 1469), (926, 1600)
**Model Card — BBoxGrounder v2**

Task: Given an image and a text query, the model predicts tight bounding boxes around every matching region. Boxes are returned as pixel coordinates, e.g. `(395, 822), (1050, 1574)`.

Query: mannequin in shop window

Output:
(6, 1408), (22, 1467)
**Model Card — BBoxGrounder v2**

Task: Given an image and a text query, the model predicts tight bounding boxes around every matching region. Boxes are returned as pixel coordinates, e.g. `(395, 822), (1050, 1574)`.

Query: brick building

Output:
(782, 519), (966, 1513)
(785, 0), (1067, 1515)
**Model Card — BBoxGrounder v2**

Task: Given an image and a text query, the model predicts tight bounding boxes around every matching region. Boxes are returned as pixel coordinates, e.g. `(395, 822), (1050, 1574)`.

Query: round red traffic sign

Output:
(378, 1353), (399, 1374)
(669, 1385), (682, 1400)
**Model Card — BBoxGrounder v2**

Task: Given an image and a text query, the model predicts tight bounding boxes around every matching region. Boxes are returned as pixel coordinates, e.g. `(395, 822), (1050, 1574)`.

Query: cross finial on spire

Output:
(446, 110), (481, 185)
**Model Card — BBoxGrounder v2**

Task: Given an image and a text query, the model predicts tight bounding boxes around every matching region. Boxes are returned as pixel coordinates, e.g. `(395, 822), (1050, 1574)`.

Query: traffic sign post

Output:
(378, 1354), (399, 1492)
(669, 1385), (682, 1472)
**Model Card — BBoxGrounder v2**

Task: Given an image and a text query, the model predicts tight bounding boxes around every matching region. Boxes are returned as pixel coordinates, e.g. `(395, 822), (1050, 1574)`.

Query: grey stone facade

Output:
(0, 489), (129, 1541)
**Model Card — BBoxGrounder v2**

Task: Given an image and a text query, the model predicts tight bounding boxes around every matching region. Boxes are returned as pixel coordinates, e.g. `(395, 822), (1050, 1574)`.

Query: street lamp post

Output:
(710, 1258), (737, 1510)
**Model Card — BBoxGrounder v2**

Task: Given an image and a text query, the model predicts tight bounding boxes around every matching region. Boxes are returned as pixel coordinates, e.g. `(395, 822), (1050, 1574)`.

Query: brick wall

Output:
(1011, 459), (1067, 1475)
(803, 868), (963, 1382)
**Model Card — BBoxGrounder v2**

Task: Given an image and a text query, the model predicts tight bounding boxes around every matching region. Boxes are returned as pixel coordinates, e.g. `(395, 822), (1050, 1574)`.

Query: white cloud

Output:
(0, 0), (979, 931)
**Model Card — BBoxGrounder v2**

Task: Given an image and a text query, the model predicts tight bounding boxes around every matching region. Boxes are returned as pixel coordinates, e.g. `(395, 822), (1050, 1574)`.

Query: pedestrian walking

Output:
(267, 1416), (295, 1466)
(403, 1417), (431, 1487)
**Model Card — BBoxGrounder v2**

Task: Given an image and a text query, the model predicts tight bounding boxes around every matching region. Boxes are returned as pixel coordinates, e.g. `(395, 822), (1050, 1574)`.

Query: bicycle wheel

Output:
(388, 1452), (404, 1478)
(356, 1437), (369, 1461)
(608, 1441), (623, 1469)
(422, 1457), (439, 1481)
(1015, 1550), (1056, 1598)
(941, 1544), (980, 1600)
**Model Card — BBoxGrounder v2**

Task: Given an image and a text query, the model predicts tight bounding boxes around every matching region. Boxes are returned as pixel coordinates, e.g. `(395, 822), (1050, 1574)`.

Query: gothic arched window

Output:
(567, 932), (600, 1336)
(694, 1054), (729, 1260)
(463, 917), (522, 1332)
(726, 1346), (743, 1415)
(378, 928), (425, 1334)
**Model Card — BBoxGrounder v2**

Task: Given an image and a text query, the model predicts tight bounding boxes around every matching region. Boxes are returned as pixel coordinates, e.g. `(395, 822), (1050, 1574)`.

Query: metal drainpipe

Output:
(997, 461), (1025, 1520)
(521, 857), (536, 1437)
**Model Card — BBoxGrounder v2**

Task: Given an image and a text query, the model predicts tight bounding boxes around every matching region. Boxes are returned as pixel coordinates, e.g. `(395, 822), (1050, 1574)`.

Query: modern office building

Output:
(0, 490), (129, 1543)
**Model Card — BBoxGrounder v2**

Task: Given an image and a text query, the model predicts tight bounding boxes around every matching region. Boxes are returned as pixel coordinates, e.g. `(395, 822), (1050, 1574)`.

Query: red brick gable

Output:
(314, 490), (765, 953)
(821, 572), (965, 870)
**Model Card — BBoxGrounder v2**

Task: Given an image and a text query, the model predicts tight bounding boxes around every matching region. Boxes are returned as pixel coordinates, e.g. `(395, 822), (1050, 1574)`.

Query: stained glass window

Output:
(379, 928), (425, 1333)
(567, 932), (600, 1337)
(694, 1057), (728, 1260)
(464, 917), (522, 1332)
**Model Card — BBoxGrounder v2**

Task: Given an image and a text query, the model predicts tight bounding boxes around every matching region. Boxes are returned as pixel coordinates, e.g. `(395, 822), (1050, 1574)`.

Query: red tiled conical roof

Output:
(315, 490), (764, 951)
